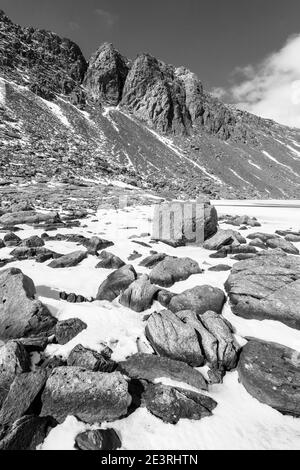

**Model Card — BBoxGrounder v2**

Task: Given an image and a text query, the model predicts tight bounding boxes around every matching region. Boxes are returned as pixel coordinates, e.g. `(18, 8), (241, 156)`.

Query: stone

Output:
(48, 250), (87, 268)
(149, 256), (202, 288)
(3, 232), (21, 247)
(139, 253), (167, 268)
(41, 368), (131, 424)
(19, 235), (45, 247)
(285, 234), (300, 243)
(0, 415), (57, 450)
(119, 275), (159, 312)
(238, 339), (300, 417)
(0, 370), (47, 426)
(0, 267), (57, 340)
(84, 236), (114, 255)
(96, 265), (137, 301)
(266, 237), (299, 255)
(67, 344), (116, 372)
(75, 428), (121, 450)
(142, 383), (217, 424)
(247, 232), (279, 243)
(168, 285), (226, 315)
(118, 353), (207, 391)
(55, 318), (87, 345)
(203, 229), (246, 251)
(0, 340), (30, 406)
(96, 251), (125, 269)
(225, 253), (300, 329)
(208, 264), (231, 272)
(145, 310), (205, 366)
(0, 211), (61, 227)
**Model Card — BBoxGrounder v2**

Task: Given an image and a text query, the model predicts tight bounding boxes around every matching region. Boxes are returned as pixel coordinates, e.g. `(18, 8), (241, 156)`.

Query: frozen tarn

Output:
(103, 107), (120, 133)
(40, 97), (72, 129)
(229, 169), (250, 186)
(248, 160), (262, 170)
(262, 150), (300, 177)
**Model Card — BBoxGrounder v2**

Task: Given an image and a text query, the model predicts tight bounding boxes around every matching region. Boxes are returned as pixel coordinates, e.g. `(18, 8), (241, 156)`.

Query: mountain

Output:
(1, 9), (300, 199)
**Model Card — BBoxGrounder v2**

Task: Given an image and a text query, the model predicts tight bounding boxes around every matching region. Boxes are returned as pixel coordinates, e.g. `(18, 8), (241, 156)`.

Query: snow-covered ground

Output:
(2, 200), (300, 450)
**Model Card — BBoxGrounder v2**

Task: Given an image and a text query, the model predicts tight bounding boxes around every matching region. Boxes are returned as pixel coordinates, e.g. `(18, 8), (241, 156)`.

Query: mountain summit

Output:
(1, 10), (300, 198)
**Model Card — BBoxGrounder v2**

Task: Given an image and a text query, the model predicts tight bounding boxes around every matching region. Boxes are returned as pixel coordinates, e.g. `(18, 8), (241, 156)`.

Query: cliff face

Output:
(1, 9), (300, 199)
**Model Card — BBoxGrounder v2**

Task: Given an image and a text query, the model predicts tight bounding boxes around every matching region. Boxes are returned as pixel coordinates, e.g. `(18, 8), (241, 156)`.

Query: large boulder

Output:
(0, 268), (57, 340)
(19, 236), (45, 248)
(149, 256), (202, 288)
(118, 353), (207, 391)
(96, 265), (137, 301)
(48, 250), (87, 268)
(83, 237), (114, 255)
(142, 383), (217, 424)
(145, 310), (205, 366)
(41, 367), (131, 424)
(119, 275), (159, 312)
(168, 285), (226, 315)
(225, 253), (300, 329)
(238, 339), (300, 417)
(0, 341), (30, 406)
(203, 229), (246, 251)
(139, 253), (167, 268)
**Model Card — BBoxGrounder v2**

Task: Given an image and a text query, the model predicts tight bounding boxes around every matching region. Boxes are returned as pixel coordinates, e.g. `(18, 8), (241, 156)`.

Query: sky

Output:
(2, 0), (300, 127)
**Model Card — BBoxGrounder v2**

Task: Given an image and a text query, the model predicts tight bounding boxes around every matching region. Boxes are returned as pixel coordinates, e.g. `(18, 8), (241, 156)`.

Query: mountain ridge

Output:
(1, 9), (300, 199)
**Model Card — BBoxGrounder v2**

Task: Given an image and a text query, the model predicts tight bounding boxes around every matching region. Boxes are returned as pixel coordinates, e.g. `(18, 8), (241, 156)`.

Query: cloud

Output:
(95, 8), (118, 27)
(210, 87), (227, 100)
(224, 33), (300, 128)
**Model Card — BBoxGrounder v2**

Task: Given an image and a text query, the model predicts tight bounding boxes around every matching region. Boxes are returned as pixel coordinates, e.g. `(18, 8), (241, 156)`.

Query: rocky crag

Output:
(1, 10), (300, 200)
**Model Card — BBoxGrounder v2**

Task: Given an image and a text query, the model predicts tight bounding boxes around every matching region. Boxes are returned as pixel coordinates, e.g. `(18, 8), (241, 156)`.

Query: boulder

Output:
(0, 415), (57, 450)
(75, 429), (121, 451)
(266, 237), (299, 255)
(139, 253), (167, 268)
(67, 344), (116, 372)
(84, 237), (114, 255)
(0, 211), (61, 227)
(203, 229), (246, 251)
(142, 383), (217, 424)
(0, 341), (30, 406)
(118, 353), (207, 390)
(247, 232), (279, 243)
(0, 268), (57, 340)
(96, 265), (137, 301)
(3, 232), (21, 247)
(238, 339), (300, 417)
(149, 256), (202, 288)
(55, 318), (87, 345)
(285, 234), (300, 243)
(208, 264), (231, 272)
(145, 310), (205, 366)
(119, 275), (159, 312)
(48, 250), (87, 268)
(19, 236), (45, 247)
(41, 368), (131, 424)
(0, 370), (47, 426)
(168, 285), (226, 315)
(96, 251), (125, 269)
(225, 253), (300, 329)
